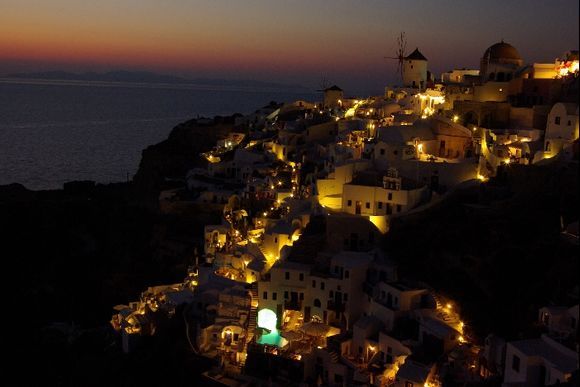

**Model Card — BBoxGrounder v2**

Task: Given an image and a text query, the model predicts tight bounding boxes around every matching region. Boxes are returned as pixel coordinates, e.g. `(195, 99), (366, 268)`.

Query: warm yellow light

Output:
(417, 143), (424, 153)
(263, 212), (268, 217)
(504, 158), (511, 164)
(477, 174), (486, 181)
(446, 303), (452, 309)
(453, 115), (459, 122)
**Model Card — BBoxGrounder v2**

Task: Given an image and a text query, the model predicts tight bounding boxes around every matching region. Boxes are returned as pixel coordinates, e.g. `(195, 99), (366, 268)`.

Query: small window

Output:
(329, 291), (334, 298)
(568, 120), (572, 126)
(299, 293), (304, 300)
(512, 355), (520, 372)
(263, 291), (268, 300)
(314, 299), (321, 307)
(344, 293), (348, 301)
(321, 282), (325, 290)
(345, 270), (350, 279)
(555, 116), (561, 125)
(388, 193), (393, 201)
(347, 200), (352, 207)
(272, 292), (277, 300)
(393, 150), (398, 155)
(274, 237), (278, 243)
(365, 202), (370, 209)
(285, 272), (290, 280)
(397, 204), (402, 212)
(312, 280), (316, 288)
(380, 148), (385, 155)
(284, 291), (289, 299)
(299, 273), (304, 281)
(378, 201), (383, 209)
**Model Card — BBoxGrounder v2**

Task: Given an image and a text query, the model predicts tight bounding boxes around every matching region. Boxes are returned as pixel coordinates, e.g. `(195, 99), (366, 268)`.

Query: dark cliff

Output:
(132, 116), (238, 206)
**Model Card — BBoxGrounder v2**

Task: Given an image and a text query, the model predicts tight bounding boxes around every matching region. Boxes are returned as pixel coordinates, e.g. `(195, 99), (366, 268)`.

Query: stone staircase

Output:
(329, 350), (339, 363)
(235, 283), (259, 372)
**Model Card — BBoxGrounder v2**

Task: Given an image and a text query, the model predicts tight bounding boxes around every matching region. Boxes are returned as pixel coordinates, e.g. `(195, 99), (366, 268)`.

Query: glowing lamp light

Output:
(257, 308), (277, 331)
(446, 303), (452, 310)
(453, 115), (459, 123)
(417, 143), (424, 153)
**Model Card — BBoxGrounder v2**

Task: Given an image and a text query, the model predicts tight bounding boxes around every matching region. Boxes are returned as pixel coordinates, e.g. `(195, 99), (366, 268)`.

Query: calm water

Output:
(0, 79), (316, 190)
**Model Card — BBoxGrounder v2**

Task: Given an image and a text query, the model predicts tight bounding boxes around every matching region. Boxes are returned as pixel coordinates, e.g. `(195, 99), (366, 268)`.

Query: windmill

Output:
(317, 75), (331, 92)
(385, 32), (407, 82)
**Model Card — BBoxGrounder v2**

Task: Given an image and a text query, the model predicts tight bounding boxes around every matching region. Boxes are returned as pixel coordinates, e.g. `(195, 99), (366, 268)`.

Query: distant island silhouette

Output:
(5, 70), (309, 92)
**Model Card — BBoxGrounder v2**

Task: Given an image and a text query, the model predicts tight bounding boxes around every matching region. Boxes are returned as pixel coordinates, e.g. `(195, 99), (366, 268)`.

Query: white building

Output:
(543, 102), (579, 158)
(503, 334), (578, 386)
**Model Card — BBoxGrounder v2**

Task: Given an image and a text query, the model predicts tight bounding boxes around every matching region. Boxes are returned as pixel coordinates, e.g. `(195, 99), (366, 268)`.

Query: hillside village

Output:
(111, 41), (579, 386)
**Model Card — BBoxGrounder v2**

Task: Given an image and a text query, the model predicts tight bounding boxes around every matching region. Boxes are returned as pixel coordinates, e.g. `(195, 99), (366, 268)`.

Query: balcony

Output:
(285, 299), (302, 311)
(327, 300), (346, 313)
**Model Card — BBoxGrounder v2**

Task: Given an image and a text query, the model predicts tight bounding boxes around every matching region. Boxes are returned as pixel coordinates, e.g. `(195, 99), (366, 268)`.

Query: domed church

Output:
(480, 40), (524, 82)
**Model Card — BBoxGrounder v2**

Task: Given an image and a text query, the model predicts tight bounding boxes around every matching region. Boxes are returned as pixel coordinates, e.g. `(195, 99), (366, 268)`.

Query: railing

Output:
(284, 299), (302, 311)
(327, 300), (345, 313)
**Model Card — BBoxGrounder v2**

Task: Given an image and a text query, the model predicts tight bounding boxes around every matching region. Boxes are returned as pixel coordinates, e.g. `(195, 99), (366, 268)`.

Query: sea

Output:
(0, 78), (316, 190)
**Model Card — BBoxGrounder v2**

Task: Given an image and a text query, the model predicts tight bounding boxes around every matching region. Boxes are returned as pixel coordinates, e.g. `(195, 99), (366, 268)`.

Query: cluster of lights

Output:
(555, 60), (579, 78)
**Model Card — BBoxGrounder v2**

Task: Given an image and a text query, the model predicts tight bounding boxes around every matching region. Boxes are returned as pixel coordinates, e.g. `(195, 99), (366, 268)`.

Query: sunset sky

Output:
(1, 0), (578, 94)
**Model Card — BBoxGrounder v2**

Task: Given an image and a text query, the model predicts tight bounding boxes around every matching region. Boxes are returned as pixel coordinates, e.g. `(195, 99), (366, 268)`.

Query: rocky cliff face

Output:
(132, 115), (239, 205)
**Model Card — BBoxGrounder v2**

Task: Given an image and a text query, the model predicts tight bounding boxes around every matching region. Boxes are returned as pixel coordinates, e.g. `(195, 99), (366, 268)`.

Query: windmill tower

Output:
(386, 33), (428, 89)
